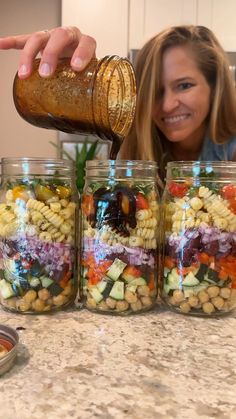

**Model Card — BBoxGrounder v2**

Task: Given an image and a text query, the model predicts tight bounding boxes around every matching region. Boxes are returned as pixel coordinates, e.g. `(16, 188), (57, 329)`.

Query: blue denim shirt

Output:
(198, 136), (236, 161)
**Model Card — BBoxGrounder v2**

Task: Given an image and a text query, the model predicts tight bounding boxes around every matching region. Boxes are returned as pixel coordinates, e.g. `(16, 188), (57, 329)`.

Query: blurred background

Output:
(1, 0), (236, 159)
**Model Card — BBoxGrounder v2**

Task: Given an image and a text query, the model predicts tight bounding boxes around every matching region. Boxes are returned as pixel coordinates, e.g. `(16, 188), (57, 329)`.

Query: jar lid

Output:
(0, 325), (19, 376)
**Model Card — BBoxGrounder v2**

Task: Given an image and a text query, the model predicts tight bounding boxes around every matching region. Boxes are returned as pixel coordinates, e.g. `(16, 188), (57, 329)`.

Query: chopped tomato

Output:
(12, 185), (32, 202)
(168, 181), (188, 198)
(164, 256), (175, 269)
(136, 193), (149, 209)
(221, 185), (236, 199)
(82, 195), (95, 217)
(228, 197), (236, 214)
(123, 265), (141, 278)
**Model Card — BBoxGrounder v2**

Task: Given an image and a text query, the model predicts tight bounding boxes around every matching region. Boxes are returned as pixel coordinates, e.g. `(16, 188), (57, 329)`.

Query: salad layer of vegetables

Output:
(162, 173), (236, 316)
(0, 178), (77, 313)
(81, 181), (159, 314)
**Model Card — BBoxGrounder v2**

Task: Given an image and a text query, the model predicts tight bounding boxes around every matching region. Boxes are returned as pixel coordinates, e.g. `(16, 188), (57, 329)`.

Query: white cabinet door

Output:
(62, 0), (129, 57)
(129, 0), (197, 49)
(198, 0), (236, 51)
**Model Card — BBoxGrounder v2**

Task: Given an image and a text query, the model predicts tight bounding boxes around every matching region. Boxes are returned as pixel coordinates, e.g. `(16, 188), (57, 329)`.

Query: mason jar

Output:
(0, 158), (78, 313)
(160, 161), (236, 316)
(13, 56), (136, 159)
(81, 160), (159, 314)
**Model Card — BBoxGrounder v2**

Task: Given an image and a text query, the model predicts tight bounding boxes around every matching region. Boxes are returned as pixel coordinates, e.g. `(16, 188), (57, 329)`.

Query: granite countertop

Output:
(0, 304), (236, 419)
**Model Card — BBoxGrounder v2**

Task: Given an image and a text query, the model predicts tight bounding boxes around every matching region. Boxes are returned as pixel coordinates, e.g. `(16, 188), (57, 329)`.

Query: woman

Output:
(1, 25), (236, 179)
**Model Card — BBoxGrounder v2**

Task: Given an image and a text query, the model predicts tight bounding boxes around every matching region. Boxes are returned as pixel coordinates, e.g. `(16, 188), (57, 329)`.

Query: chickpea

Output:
(137, 285), (150, 297)
(86, 298), (97, 309)
(219, 287), (231, 299)
(140, 296), (153, 307)
(32, 298), (46, 312)
(202, 302), (215, 314)
(168, 296), (180, 306)
(116, 300), (129, 312)
(211, 296), (225, 310)
(106, 297), (117, 309)
(38, 288), (50, 301)
(131, 299), (142, 312)
(173, 290), (185, 303)
(188, 296), (199, 308)
(179, 302), (191, 313)
(23, 289), (37, 303)
(4, 297), (17, 309)
(17, 299), (31, 312)
(52, 294), (68, 306)
(62, 283), (72, 296)
(98, 300), (109, 311)
(207, 286), (220, 298)
(198, 290), (209, 304)
(125, 290), (138, 304)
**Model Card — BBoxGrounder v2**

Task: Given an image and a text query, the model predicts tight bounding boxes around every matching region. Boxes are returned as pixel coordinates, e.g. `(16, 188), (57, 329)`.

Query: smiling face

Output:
(152, 45), (212, 149)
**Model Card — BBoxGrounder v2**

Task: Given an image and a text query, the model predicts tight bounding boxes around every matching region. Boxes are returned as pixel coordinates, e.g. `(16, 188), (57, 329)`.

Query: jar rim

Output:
(166, 160), (236, 169)
(86, 159), (158, 169)
(2, 157), (74, 167)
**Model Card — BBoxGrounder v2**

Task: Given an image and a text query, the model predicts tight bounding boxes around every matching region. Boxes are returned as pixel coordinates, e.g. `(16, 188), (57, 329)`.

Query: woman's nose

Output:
(161, 90), (179, 113)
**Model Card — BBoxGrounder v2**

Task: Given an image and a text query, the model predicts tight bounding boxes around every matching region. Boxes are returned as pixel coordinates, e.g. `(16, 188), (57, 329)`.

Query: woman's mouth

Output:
(162, 114), (190, 125)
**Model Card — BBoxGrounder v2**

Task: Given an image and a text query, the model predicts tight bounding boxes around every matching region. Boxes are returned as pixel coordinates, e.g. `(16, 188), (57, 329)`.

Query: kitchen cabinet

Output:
(62, 0), (236, 55)
(197, 0), (236, 51)
(129, 0), (197, 49)
(62, 0), (129, 57)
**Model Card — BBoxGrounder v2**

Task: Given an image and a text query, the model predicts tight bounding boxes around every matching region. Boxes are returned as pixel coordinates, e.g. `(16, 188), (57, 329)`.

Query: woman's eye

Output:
(178, 82), (193, 90)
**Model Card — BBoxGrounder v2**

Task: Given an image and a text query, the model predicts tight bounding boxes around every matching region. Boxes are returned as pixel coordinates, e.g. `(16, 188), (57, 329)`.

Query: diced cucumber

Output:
(182, 272), (200, 286)
(183, 282), (208, 298)
(106, 258), (127, 281)
(163, 281), (172, 295)
(97, 277), (114, 298)
(48, 282), (64, 296)
(90, 287), (104, 303)
(0, 279), (15, 299)
(28, 276), (41, 288)
(203, 274), (218, 285)
(207, 268), (219, 282)
(109, 281), (125, 300)
(128, 277), (147, 287)
(171, 268), (180, 280)
(40, 276), (54, 288)
(164, 267), (171, 278)
(97, 278), (108, 293)
(195, 264), (208, 281)
(126, 284), (138, 293)
(167, 273), (180, 290)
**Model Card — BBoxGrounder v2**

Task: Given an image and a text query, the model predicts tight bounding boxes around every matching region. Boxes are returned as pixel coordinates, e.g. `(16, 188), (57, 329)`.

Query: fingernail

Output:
(18, 64), (29, 76)
(72, 57), (83, 69)
(39, 63), (51, 76)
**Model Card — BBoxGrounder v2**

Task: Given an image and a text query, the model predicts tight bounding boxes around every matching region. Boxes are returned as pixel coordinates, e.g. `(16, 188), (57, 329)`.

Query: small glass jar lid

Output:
(0, 325), (19, 376)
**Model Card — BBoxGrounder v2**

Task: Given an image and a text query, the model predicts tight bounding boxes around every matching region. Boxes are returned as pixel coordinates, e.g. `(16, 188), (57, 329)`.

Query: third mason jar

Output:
(161, 161), (236, 316)
(0, 158), (78, 313)
(81, 160), (160, 314)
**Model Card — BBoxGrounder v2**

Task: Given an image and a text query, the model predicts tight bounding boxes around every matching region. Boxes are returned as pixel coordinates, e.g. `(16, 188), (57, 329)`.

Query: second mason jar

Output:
(0, 158), (78, 313)
(161, 161), (236, 316)
(81, 160), (160, 314)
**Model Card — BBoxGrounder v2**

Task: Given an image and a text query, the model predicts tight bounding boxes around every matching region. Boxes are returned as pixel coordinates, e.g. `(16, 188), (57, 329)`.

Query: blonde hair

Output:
(119, 25), (236, 177)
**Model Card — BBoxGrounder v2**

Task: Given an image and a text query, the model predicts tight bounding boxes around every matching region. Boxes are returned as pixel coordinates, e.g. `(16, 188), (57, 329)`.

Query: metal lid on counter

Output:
(0, 325), (19, 376)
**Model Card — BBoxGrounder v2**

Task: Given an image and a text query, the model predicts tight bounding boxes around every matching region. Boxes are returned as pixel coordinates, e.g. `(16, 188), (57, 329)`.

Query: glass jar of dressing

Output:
(13, 56), (136, 159)
(161, 161), (236, 316)
(81, 160), (160, 314)
(0, 158), (78, 313)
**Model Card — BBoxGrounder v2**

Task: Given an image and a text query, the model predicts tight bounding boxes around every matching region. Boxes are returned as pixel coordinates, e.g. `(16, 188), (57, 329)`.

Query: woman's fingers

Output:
(0, 26), (97, 79)
(18, 31), (51, 78)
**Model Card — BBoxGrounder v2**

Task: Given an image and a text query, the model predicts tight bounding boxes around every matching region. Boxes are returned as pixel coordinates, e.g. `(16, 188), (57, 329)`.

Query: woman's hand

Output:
(0, 26), (97, 79)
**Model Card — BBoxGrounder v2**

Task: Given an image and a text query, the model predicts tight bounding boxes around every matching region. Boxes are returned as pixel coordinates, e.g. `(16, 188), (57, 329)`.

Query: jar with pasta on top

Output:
(0, 158), (78, 313)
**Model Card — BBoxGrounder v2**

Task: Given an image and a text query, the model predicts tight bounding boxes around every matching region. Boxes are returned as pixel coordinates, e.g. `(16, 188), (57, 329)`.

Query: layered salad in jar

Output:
(0, 178), (77, 313)
(81, 181), (159, 314)
(162, 166), (236, 316)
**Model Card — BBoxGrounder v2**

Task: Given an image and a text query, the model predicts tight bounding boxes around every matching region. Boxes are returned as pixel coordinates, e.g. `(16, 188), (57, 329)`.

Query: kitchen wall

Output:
(0, 0), (61, 159)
